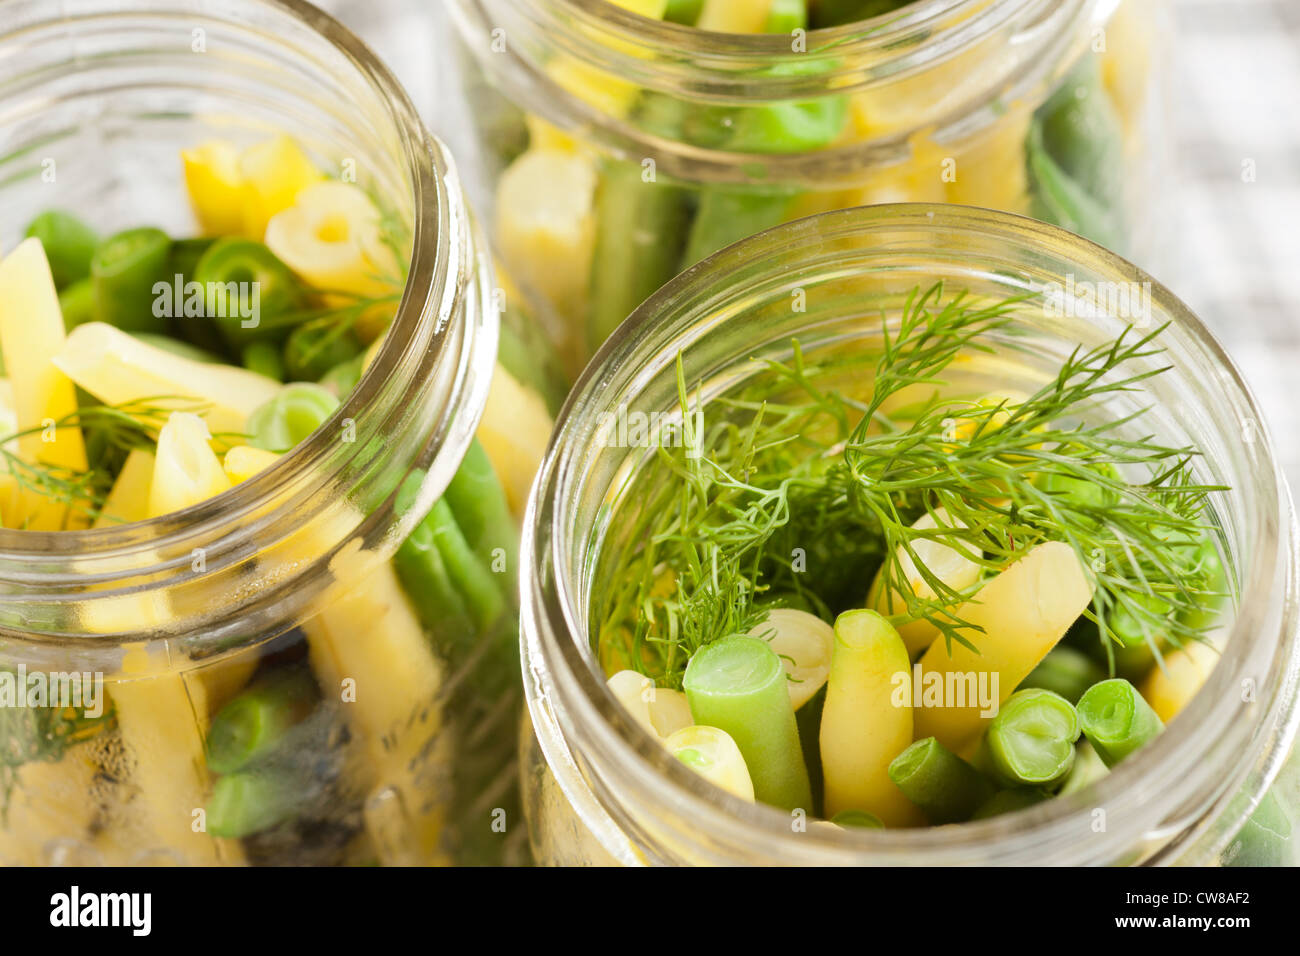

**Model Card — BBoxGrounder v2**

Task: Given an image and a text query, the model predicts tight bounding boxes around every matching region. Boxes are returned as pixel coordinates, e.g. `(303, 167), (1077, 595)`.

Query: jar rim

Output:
(0, 0), (493, 646)
(523, 204), (1300, 865)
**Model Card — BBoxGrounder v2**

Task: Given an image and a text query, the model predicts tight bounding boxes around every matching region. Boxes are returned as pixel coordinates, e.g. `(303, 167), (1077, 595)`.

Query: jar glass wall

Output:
(519, 205), (1299, 866)
(0, 0), (536, 866)
(449, 0), (1169, 371)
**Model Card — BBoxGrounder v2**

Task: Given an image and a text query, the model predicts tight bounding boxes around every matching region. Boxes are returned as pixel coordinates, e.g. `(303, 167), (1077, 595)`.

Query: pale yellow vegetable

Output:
(238, 134), (323, 239)
(181, 140), (245, 236)
(867, 509), (983, 657)
(820, 609), (921, 826)
(1140, 639), (1221, 724)
(0, 238), (89, 529)
(303, 541), (450, 864)
(0, 744), (102, 865)
(107, 643), (242, 864)
(946, 106), (1032, 214)
(914, 541), (1094, 752)
(94, 448), (156, 528)
(541, 0), (668, 120)
(747, 608), (834, 710)
(476, 363), (553, 516)
(52, 322), (280, 441)
(148, 412), (232, 519)
(264, 181), (400, 341)
(697, 0), (772, 33)
(494, 148), (597, 325)
(606, 670), (693, 739)
(222, 444), (280, 484)
(664, 725), (756, 801)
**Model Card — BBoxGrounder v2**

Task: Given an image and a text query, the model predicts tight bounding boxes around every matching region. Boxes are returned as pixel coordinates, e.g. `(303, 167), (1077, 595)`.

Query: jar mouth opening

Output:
(0, 0), (451, 561)
(527, 204), (1296, 863)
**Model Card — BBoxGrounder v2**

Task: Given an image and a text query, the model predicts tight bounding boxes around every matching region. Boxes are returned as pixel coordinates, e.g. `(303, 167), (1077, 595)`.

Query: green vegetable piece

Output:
(442, 438), (519, 578)
(1026, 122), (1123, 251)
(587, 158), (692, 352)
(830, 809), (883, 829)
(1076, 678), (1163, 767)
(206, 767), (300, 838)
(664, 0), (703, 25)
(498, 294), (570, 417)
(683, 636), (813, 811)
(242, 340), (285, 382)
(90, 226), (172, 333)
(206, 669), (316, 774)
(247, 382), (340, 452)
(971, 787), (1048, 820)
(58, 279), (96, 331)
(318, 351), (367, 400)
(809, 0), (912, 29)
(1057, 741), (1109, 797)
(985, 688), (1080, 786)
(683, 188), (793, 269)
(26, 210), (99, 289)
(764, 0), (808, 33)
(888, 736), (996, 824)
(1037, 58), (1124, 209)
(193, 238), (306, 348)
(1018, 645), (1105, 705)
(283, 322), (361, 382)
(1224, 791), (1295, 867)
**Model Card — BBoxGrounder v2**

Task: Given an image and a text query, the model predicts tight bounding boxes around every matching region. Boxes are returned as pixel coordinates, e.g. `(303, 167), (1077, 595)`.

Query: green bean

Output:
(664, 0), (703, 25)
(246, 382), (340, 452)
(1037, 59), (1124, 210)
(442, 438), (519, 579)
(683, 188), (794, 268)
(985, 688), (1080, 786)
(1057, 741), (1109, 797)
(1026, 123), (1123, 251)
(795, 682), (826, 814)
(318, 352), (367, 400)
(58, 279), (96, 331)
(498, 295), (570, 417)
(1018, 645), (1105, 705)
(283, 322), (361, 382)
(809, 0), (912, 28)
(683, 636), (812, 811)
(242, 340), (285, 382)
(206, 669), (316, 775)
(587, 157), (692, 352)
(764, 0), (808, 33)
(90, 226), (172, 333)
(163, 237), (228, 357)
(971, 787), (1048, 820)
(830, 809), (883, 829)
(193, 238), (306, 348)
(1224, 791), (1295, 867)
(888, 737), (996, 824)
(1077, 678), (1163, 767)
(25, 210), (99, 289)
(206, 766), (301, 839)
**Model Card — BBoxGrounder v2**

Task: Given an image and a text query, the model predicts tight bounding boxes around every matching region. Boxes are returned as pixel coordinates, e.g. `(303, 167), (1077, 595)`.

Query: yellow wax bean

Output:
(867, 508), (983, 658)
(476, 363), (554, 516)
(664, 725), (756, 801)
(107, 643), (242, 864)
(607, 670), (693, 739)
(914, 541), (1094, 753)
(820, 609), (921, 825)
(746, 608), (835, 710)
(238, 134), (323, 240)
(1140, 639), (1221, 724)
(181, 140), (245, 236)
(494, 148), (597, 324)
(697, 0), (772, 32)
(53, 322), (280, 441)
(222, 444), (281, 484)
(94, 448), (155, 528)
(0, 239), (89, 529)
(148, 412), (232, 519)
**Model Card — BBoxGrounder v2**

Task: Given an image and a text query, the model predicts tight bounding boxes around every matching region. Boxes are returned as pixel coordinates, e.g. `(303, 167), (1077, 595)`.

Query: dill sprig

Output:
(594, 282), (1226, 689)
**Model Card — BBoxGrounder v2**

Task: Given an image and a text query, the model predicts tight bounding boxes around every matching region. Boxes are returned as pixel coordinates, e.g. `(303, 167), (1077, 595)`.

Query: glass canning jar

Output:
(448, 0), (1170, 371)
(0, 0), (537, 866)
(519, 204), (1300, 866)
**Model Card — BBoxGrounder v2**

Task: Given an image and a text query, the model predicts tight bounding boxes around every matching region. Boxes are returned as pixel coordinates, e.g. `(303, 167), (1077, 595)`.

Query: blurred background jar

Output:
(447, 0), (1171, 371)
(0, 0), (550, 865)
(518, 205), (1299, 865)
